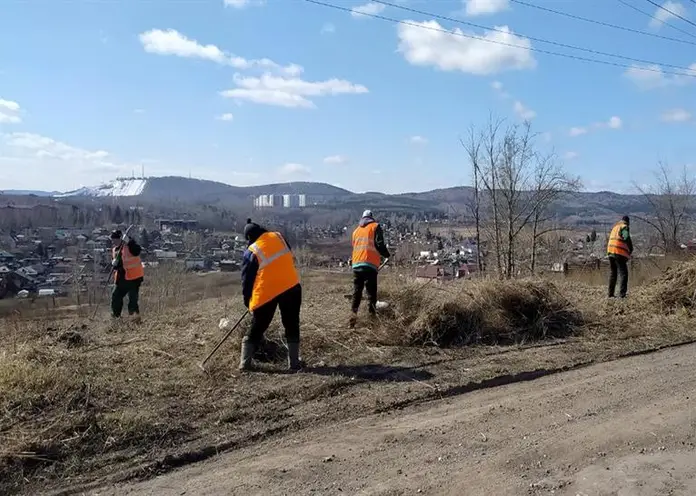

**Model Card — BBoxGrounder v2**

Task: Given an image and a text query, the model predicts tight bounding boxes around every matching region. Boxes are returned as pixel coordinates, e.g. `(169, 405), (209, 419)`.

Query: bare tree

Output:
(476, 116), (505, 276)
(461, 126), (484, 273)
(634, 163), (695, 254)
(464, 116), (580, 278)
(529, 154), (582, 274)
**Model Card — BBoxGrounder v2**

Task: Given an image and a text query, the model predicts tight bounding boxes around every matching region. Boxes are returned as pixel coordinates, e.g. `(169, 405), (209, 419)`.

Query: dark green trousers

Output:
(111, 278), (142, 317)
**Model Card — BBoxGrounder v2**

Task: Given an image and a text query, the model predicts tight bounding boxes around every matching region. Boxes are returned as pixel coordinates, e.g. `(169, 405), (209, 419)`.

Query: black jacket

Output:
(114, 239), (143, 283)
(241, 229), (294, 308)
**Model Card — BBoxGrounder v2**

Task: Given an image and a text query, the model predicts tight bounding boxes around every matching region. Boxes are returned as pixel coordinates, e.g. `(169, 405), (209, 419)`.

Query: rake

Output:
(198, 310), (250, 372)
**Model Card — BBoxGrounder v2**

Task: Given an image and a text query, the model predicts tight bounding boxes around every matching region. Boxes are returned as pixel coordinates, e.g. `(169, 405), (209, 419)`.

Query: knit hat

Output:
(362, 209), (373, 219)
(243, 218), (266, 242)
(110, 230), (122, 240)
(622, 215), (630, 225)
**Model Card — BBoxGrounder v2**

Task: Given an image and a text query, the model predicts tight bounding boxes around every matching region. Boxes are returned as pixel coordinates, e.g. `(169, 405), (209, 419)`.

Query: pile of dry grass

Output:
(647, 260), (696, 311)
(375, 278), (584, 347)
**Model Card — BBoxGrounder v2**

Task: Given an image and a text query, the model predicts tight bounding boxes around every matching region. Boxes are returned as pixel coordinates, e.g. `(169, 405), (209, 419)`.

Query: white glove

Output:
(111, 258), (119, 268)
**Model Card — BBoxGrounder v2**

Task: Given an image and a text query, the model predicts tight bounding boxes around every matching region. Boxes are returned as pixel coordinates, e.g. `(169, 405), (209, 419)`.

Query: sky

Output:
(0, 0), (695, 194)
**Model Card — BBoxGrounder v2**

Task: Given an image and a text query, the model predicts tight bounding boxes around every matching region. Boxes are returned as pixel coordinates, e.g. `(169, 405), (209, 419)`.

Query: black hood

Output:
(244, 218), (267, 244)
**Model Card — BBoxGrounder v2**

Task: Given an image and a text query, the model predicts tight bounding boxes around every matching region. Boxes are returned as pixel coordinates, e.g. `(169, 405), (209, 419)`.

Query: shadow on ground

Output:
(308, 363), (434, 382)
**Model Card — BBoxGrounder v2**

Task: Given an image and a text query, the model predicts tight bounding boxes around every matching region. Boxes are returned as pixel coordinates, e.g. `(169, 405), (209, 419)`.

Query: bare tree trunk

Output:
(473, 163), (483, 273)
(531, 212), (540, 275)
(461, 129), (485, 275)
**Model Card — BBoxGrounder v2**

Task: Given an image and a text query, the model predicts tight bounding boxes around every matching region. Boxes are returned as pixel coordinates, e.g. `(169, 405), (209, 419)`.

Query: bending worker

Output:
(349, 209), (390, 328)
(240, 219), (304, 371)
(110, 229), (144, 321)
(607, 215), (633, 299)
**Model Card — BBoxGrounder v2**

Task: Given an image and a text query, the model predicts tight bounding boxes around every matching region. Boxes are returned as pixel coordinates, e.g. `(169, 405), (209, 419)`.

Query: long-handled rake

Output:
(198, 310), (250, 372)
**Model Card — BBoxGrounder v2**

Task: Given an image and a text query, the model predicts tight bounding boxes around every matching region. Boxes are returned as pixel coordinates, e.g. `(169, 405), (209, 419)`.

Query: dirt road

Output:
(94, 344), (696, 496)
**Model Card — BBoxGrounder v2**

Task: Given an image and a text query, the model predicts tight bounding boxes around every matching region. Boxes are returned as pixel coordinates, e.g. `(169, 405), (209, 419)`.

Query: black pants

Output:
(111, 278), (142, 317)
(352, 269), (377, 314)
(608, 256), (628, 298)
(247, 284), (302, 345)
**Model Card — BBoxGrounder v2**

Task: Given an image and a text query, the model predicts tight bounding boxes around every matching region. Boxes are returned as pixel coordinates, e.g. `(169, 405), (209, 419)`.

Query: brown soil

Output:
(93, 343), (696, 496)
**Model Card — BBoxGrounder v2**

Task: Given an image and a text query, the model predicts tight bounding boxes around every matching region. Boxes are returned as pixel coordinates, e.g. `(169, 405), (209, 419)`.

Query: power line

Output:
(303, 0), (696, 79)
(645, 0), (696, 30)
(367, 0), (696, 74)
(615, 0), (696, 39)
(510, 0), (696, 47)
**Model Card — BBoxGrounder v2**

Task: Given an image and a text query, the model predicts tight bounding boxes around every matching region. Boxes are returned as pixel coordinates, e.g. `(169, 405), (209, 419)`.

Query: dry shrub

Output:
(375, 278), (583, 347)
(647, 260), (696, 311)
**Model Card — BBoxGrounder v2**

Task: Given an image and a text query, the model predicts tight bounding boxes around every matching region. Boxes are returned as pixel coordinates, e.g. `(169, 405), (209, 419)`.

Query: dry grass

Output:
(2, 261), (696, 495)
(645, 260), (696, 312)
(373, 278), (583, 347)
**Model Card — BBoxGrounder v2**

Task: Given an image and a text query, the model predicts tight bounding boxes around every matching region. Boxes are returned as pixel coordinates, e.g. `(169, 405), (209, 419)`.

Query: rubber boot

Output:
(348, 312), (357, 329)
(238, 337), (255, 371)
(287, 342), (305, 371)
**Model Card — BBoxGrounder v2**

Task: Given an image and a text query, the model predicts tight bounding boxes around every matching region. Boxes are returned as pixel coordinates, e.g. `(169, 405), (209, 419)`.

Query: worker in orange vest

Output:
(349, 210), (390, 328)
(240, 219), (303, 371)
(110, 229), (144, 320)
(606, 216), (633, 298)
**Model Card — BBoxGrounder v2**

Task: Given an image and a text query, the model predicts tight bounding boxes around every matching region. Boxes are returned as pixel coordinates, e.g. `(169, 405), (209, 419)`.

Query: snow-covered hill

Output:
(57, 178), (148, 197)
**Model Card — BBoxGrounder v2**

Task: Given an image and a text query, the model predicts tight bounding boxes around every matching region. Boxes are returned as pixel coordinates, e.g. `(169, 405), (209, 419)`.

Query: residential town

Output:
(0, 219), (251, 300)
(2, 209), (668, 300)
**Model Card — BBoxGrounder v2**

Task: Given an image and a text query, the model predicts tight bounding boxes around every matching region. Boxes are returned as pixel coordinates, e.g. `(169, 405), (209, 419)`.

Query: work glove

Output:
(111, 258), (119, 268)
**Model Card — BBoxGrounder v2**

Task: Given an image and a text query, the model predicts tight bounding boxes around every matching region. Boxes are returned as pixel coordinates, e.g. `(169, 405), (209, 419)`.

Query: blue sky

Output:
(1, 0), (695, 194)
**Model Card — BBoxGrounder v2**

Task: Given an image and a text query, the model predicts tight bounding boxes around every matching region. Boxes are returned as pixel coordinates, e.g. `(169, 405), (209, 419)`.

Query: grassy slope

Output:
(1, 264), (696, 495)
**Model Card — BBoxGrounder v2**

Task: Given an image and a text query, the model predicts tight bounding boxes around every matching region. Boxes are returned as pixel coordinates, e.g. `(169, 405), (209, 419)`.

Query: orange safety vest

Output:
(248, 232), (300, 311)
(351, 222), (381, 270)
(113, 244), (144, 282)
(607, 221), (630, 258)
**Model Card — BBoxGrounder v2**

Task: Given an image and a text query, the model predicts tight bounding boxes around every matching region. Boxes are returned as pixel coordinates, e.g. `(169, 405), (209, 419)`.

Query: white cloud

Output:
(224, 0), (263, 8)
(464, 0), (510, 17)
(323, 155), (348, 164)
(624, 63), (696, 89)
(491, 80), (503, 90)
(279, 163), (311, 176)
(409, 135), (428, 145)
(321, 23), (336, 34)
(397, 20), (535, 75)
(351, 2), (386, 18)
(0, 99), (22, 124)
(661, 108), (692, 122)
(649, 1), (688, 29)
(569, 117), (622, 136)
(216, 113), (234, 121)
(0, 132), (138, 189)
(563, 151), (579, 161)
(134, 108), (145, 114)
(606, 116), (622, 129)
(139, 29), (300, 76)
(221, 73), (368, 108)
(513, 100), (535, 120)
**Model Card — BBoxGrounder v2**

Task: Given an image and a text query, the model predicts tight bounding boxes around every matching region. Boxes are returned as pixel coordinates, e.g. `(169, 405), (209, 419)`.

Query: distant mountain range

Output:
(1, 176), (659, 225)
(1, 190), (61, 197)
